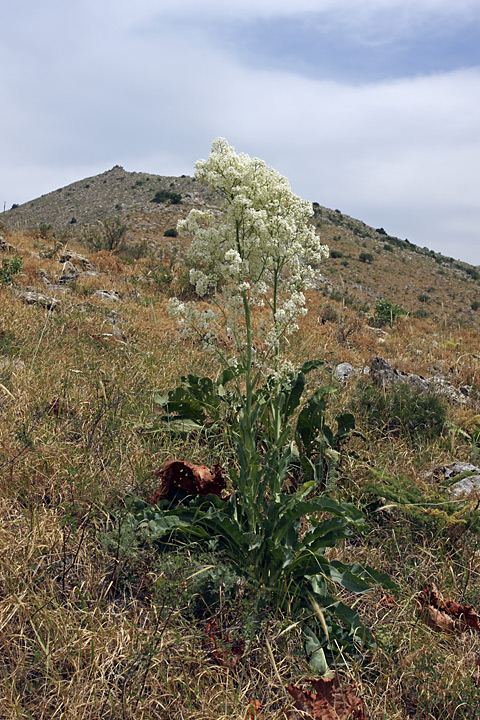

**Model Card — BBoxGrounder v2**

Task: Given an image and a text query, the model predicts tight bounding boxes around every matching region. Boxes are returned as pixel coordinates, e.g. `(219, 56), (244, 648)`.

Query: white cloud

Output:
(1, 1), (479, 263)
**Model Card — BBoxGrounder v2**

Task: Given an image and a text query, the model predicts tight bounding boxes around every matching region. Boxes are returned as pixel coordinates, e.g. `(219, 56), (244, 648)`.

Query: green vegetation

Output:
(151, 189), (182, 204)
(83, 216), (128, 252)
(355, 380), (449, 442)
(0, 256), (22, 284)
(0, 152), (479, 719)
(372, 298), (404, 327)
(359, 251), (373, 263)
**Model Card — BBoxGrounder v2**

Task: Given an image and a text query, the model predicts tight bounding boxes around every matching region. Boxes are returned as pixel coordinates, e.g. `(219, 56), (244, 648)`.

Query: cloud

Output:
(1, 1), (479, 263)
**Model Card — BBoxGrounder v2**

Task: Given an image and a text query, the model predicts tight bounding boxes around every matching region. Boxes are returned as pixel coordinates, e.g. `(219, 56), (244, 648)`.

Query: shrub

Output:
(11, 203), (19, 209)
(321, 305), (338, 323)
(151, 190), (182, 205)
(330, 250), (343, 259)
(383, 243), (393, 252)
(38, 223), (52, 239)
(418, 293), (430, 303)
(0, 256), (22, 285)
(359, 252), (373, 263)
(83, 217), (128, 252)
(412, 308), (430, 319)
(164, 227), (178, 238)
(465, 267), (479, 281)
(471, 300), (480, 311)
(376, 227), (387, 235)
(372, 298), (404, 327)
(356, 380), (449, 442)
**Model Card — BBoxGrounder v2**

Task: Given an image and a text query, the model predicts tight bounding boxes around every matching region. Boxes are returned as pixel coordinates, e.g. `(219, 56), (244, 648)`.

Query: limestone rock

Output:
(16, 290), (60, 310)
(58, 250), (97, 272)
(369, 357), (469, 405)
(58, 261), (79, 284)
(334, 363), (369, 382)
(427, 462), (480, 500)
(94, 289), (122, 302)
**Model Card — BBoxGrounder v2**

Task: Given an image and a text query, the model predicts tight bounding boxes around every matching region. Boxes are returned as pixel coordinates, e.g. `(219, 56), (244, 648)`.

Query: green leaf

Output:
(336, 412), (355, 438)
(304, 626), (329, 674)
(298, 359), (325, 375)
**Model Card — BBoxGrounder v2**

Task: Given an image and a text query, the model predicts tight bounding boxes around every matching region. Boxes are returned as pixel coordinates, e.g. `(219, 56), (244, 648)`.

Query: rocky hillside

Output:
(1, 166), (479, 330)
(1, 165), (214, 230)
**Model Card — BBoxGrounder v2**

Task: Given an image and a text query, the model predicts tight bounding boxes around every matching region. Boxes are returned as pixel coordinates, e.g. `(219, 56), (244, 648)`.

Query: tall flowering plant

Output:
(169, 137), (328, 442)
(135, 140), (392, 668)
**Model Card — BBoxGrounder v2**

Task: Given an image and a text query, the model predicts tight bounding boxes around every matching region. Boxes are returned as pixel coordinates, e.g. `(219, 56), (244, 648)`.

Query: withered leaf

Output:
(202, 619), (245, 669)
(151, 459), (226, 503)
(286, 675), (367, 719)
(416, 583), (480, 634)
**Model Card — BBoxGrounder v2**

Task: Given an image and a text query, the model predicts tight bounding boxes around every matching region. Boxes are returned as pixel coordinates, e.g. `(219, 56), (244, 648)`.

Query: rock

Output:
(370, 357), (430, 392)
(58, 250), (97, 272)
(334, 363), (354, 382)
(334, 363), (370, 383)
(94, 289), (122, 302)
(0, 356), (25, 372)
(0, 236), (17, 253)
(450, 474), (480, 499)
(427, 462), (480, 500)
(16, 290), (60, 310)
(58, 261), (79, 284)
(370, 357), (469, 405)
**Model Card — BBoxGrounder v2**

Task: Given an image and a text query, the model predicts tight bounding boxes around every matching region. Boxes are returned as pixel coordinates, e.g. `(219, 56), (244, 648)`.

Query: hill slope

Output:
(0, 172), (479, 719)
(2, 166), (479, 329)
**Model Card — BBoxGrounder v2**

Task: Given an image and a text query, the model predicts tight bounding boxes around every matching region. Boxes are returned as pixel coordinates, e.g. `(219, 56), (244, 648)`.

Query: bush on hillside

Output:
(151, 190), (182, 205)
(371, 298), (404, 327)
(359, 251), (373, 263)
(355, 380), (449, 442)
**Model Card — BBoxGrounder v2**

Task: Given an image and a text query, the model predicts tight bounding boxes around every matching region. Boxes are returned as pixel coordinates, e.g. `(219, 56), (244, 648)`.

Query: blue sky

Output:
(1, 0), (479, 264)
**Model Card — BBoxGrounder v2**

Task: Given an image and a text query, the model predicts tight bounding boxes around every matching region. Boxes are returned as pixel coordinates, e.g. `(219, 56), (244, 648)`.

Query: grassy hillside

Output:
(0, 177), (479, 718)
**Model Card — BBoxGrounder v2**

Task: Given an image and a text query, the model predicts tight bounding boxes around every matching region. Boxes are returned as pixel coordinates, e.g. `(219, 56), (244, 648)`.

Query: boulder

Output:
(16, 290), (60, 310)
(58, 261), (79, 284)
(334, 362), (369, 383)
(58, 250), (97, 272)
(427, 462), (480, 500)
(94, 289), (122, 302)
(370, 357), (469, 405)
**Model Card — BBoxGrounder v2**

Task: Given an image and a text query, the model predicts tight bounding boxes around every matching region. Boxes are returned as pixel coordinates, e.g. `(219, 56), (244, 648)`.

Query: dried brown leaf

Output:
(286, 675), (367, 719)
(151, 459), (226, 503)
(202, 619), (245, 668)
(416, 583), (480, 634)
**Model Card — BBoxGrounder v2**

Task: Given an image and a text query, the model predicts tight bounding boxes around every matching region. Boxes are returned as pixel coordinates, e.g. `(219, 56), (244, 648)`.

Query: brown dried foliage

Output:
(286, 675), (367, 719)
(415, 583), (480, 634)
(151, 459), (226, 503)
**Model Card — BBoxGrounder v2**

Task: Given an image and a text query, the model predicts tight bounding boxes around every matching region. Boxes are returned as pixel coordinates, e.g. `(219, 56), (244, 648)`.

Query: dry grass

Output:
(0, 225), (479, 718)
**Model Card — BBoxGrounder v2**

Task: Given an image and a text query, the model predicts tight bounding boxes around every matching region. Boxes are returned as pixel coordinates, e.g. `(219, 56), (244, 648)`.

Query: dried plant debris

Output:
(201, 618), (245, 668)
(286, 675), (367, 719)
(416, 583), (480, 634)
(151, 459), (226, 503)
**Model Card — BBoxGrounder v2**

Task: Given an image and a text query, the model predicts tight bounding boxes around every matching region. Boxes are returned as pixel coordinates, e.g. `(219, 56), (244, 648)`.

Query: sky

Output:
(1, 0), (479, 265)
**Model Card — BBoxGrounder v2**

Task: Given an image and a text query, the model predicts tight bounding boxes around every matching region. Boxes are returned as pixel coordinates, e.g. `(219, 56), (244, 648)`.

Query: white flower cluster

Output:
(172, 138), (329, 356)
(168, 297), (217, 349)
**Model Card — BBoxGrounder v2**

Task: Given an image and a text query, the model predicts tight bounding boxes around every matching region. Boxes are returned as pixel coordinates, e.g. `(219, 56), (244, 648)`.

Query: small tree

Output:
(84, 217), (128, 252)
(359, 251), (373, 263)
(373, 298), (404, 327)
